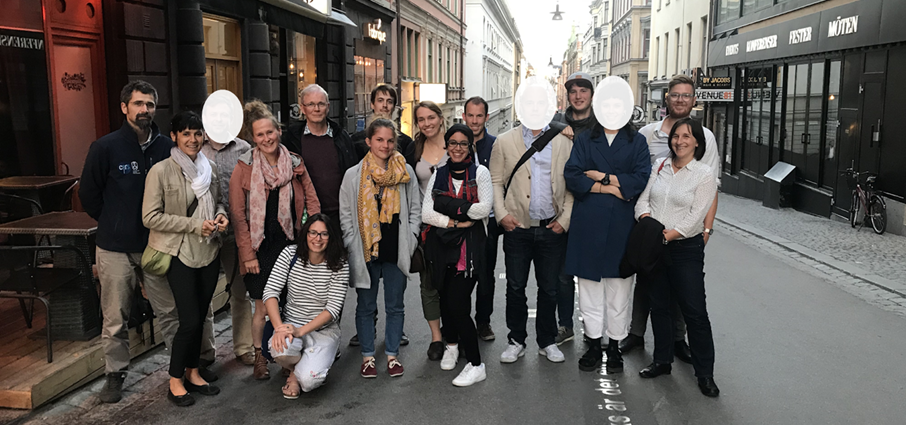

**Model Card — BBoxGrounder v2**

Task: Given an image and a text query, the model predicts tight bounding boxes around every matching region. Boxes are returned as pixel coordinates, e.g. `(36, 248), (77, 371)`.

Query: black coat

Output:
(619, 216), (666, 279)
(79, 121), (174, 253)
(282, 118), (358, 173)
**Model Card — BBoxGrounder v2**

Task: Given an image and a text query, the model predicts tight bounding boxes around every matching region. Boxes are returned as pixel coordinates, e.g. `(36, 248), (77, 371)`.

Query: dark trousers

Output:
(167, 255), (220, 378)
(646, 235), (715, 377)
(503, 226), (565, 348)
(557, 239), (575, 329)
(475, 218), (501, 325)
(629, 275), (687, 341)
(440, 268), (481, 366)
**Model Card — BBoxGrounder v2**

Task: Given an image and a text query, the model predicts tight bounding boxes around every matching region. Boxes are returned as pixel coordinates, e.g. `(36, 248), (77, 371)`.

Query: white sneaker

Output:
(452, 363), (487, 387)
(538, 344), (565, 363)
(441, 344), (459, 371)
(500, 341), (526, 363)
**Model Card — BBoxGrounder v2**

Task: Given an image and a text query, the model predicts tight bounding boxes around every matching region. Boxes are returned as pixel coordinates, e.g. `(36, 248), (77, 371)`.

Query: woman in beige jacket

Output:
(142, 111), (228, 407)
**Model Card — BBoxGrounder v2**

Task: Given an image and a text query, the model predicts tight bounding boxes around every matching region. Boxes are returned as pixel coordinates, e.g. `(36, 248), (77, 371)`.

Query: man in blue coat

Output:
(564, 114), (650, 373)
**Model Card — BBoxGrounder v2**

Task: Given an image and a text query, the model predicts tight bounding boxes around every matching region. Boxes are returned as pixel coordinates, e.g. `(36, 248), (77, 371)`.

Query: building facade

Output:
(464, 0), (519, 135)
(398, 0), (465, 137)
(558, 27), (582, 111)
(647, 0), (710, 122)
(609, 0), (651, 115)
(581, 0), (611, 85)
(708, 0), (906, 235)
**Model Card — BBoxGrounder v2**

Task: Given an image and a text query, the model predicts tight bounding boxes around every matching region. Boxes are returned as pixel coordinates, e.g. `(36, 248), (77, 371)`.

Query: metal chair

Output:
(0, 245), (95, 362)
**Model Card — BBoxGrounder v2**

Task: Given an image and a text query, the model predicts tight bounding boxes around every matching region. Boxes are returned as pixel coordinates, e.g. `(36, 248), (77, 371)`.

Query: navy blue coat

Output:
(564, 126), (651, 280)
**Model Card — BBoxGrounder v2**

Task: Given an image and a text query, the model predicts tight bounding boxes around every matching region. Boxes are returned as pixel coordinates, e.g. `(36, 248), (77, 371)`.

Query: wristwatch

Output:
(600, 173), (611, 186)
(703, 228), (713, 235)
(453, 220), (459, 228)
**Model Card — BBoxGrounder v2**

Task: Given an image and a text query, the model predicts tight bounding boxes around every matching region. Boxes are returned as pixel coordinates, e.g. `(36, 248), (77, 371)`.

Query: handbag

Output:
(140, 197), (199, 276)
(409, 243), (426, 273)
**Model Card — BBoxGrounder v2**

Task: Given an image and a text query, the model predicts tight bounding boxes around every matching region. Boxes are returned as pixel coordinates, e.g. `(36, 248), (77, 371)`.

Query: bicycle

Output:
(841, 168), (887, 235)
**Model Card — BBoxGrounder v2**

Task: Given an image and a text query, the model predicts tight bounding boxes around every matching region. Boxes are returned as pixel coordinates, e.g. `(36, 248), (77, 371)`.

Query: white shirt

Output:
(522, 125), (556, 220)
(638, 120), (721, 186)
(422, 165), (494, 228)
(635, 158), (718, 239)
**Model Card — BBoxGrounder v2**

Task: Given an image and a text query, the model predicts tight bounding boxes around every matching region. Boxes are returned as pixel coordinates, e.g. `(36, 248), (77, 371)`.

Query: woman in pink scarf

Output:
(230, 101), (320, 380)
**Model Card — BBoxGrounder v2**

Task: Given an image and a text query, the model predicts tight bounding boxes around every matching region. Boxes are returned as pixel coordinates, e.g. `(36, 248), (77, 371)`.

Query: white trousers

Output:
(577, 276), (634, 341)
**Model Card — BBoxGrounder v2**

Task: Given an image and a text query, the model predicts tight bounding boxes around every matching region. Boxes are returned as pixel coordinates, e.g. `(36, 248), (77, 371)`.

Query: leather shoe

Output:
(236, 352), (255, 366)
(638, 362), (672, 378)
(619, 334), (644, 353)
(674, 340), (693, 364)
(184, 381), (221, 396)
(698, 377), (720, 397)
(427, 341), (444, 361)
(167, 389), (195, 407)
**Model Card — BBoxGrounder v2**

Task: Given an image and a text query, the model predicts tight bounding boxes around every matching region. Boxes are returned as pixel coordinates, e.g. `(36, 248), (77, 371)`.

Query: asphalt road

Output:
(93, 232), (906, 425)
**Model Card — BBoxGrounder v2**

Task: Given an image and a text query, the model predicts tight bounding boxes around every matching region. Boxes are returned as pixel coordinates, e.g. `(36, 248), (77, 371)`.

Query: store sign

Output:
(827, 15), (858, 38)
(699, 76), (732, 90)
(789, 27), (812, 45)
(366, 19), (386, 44)
(0, 34), (44, 50)
(746, 35), (777, 52)
(725, 43), (739, 56)
(696, 89), (734, 102)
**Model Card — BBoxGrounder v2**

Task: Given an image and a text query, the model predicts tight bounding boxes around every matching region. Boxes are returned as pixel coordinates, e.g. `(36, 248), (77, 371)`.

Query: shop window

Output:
(717, 0), (740, 25)
(203, 15), (242, 96)
(290, 32), (318, 105)
(354, 55), (385, 119)
(823, 60), (841, 188)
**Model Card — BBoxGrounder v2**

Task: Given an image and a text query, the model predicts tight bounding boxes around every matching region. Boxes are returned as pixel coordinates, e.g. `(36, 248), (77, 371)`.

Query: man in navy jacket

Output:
(462, 96), (498, 341)
(79, 81), (214, 403)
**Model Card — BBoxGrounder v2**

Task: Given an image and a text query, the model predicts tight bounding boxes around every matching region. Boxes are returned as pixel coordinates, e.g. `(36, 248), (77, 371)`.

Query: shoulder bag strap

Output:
(503, 122), (566, 199)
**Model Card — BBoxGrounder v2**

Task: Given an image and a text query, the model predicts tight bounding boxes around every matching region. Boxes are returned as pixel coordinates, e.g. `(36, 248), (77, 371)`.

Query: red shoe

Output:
(361, 358), (377, 378)
(388, 358), (404, 377)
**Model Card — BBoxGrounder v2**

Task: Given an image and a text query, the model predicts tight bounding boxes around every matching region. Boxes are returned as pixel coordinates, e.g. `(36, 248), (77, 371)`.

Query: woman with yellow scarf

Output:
(339, 118), (421, 379)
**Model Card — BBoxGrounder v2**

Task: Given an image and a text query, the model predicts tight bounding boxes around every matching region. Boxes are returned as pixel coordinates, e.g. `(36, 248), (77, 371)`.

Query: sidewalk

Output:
(715, 193), (906, 313)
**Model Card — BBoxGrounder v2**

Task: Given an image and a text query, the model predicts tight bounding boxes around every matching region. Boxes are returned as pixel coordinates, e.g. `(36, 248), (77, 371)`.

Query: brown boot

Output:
(253, 347), (270, 380)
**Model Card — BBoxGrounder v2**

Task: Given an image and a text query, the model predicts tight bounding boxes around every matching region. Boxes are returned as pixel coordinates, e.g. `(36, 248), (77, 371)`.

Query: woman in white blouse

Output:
(634, 118), (720, 397)
(265, 213), (349, 399)
(422, 124), (493, 387)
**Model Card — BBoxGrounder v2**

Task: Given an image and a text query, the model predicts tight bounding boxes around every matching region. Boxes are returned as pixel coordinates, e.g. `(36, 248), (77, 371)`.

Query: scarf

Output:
(249, 144), (295, 251)
(170, 147), (215, 221)
(565, 106), (597, 137)
(358, 150), (411, 262)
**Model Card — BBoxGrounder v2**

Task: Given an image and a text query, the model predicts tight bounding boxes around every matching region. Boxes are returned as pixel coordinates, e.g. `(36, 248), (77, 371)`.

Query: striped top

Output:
(262, 245), (349, 327)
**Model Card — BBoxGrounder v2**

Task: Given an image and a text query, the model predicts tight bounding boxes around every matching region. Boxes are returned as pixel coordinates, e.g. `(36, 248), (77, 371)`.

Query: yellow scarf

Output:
(358, 151), (411, 262)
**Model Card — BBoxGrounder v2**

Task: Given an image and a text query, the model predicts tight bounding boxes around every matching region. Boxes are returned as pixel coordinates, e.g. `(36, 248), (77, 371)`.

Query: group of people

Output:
(80, 71), (722, 408)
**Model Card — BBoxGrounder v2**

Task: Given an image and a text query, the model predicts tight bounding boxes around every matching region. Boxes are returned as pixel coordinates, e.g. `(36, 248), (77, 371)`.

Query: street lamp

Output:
(551, 2), (563, 20)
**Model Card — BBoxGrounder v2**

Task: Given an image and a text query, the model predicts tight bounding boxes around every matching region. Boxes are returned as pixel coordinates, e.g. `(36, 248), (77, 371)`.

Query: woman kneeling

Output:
(265, 214), (349, 398)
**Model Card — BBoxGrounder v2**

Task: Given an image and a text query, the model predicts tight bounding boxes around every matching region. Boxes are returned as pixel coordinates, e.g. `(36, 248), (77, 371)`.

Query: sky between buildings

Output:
(504, 0), (592, 77)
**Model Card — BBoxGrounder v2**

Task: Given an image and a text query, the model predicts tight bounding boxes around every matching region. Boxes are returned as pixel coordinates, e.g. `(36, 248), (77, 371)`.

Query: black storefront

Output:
(707, 0), (906, 230)
(343, 0), (395, 133)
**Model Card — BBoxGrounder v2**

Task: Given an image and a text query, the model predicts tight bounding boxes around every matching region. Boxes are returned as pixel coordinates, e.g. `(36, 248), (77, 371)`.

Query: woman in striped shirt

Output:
(264, 213), (349, 399)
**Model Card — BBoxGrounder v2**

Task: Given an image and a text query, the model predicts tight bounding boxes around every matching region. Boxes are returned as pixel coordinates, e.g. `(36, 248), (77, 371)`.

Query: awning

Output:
(259, 0), (331, 21)
(327, 9), (357, 28)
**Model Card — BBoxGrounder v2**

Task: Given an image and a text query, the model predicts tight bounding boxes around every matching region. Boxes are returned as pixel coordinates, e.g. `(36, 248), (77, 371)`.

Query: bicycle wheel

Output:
(849, 191), (859, 228)
(869, 195), (887, 235)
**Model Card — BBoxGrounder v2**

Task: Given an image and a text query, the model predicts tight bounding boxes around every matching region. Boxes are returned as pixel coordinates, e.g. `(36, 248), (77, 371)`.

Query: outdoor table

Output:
(0, 211), (100, 340)
(0, 176), (80, 212)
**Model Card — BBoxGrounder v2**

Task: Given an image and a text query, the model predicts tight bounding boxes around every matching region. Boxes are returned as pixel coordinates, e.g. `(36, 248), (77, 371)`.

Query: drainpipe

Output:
(459, 0), (464, 105)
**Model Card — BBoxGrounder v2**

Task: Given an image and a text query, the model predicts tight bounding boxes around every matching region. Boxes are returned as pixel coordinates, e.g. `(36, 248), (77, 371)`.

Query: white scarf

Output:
(170, 147), (215, 221)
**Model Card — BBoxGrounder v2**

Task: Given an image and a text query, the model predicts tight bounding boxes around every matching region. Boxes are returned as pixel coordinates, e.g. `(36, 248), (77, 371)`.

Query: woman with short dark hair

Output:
(634, 117), (720, 397)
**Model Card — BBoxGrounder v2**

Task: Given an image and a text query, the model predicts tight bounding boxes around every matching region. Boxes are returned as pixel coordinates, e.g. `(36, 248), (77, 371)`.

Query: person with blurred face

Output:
(629, 75), (722, 360)
(203, 101), (234, 143)
(231, 100), (321, 381)
(339, 119), (421, 379)
(412, 101), (448, 360)
(352, 84), (414, 162)
(142, 111), (230, 406)
(81, 81), (212, 404)
(461, 97), (499, 341)
(282, 84), (358, 230)
(421, 124), (493, 386)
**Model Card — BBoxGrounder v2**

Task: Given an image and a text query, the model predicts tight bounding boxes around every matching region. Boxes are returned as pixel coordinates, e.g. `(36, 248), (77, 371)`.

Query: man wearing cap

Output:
(623, 74), (721, 362)
(550, 71), (599, 345)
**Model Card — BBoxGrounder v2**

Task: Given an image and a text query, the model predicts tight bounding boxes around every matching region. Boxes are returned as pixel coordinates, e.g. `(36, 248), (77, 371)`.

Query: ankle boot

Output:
(605, 338), (623, 372)
(578, 337), (603, 371)
(253, 347), (270, 380)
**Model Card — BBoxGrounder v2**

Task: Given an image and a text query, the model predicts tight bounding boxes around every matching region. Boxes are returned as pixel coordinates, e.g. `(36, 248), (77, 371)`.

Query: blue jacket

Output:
(564, 125), (651, 280)
(474, 132), (496, 169)
(79, 121), (174, 253)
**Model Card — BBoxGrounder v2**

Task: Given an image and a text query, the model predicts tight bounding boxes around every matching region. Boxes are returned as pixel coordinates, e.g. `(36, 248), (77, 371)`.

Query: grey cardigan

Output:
(339, 161), (421, 289)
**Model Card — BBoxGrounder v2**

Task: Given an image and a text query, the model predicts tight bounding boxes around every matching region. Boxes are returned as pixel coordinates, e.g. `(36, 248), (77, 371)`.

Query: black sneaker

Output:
(401, 332), (410, 346)
(349, 334), (360, 346)
(477, 323), (496, 341)
(98, 372), (126, 403)
(555, 327), (574, 345)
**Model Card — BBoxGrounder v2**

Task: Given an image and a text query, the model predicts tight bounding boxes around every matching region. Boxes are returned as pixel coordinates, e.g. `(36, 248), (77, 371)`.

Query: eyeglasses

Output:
(448, 141), (470, 149)
(668, 93), (694, 100)
(303, 102), (329, 110)
(307, 230), (330, 239)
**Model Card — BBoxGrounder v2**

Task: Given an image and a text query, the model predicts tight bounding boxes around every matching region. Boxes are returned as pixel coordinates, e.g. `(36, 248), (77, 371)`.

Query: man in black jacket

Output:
(79, 81), (215, 404)
(350, 84), (413, 164)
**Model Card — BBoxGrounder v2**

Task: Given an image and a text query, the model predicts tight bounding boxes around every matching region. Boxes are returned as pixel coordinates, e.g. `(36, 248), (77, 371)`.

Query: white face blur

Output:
(515, 76), (556, 130)
(593, 76), (635, 130)
(202, 90), (243, 143)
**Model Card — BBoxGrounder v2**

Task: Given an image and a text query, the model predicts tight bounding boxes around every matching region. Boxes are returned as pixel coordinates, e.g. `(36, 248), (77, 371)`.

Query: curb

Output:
(715, 215), (906, 297)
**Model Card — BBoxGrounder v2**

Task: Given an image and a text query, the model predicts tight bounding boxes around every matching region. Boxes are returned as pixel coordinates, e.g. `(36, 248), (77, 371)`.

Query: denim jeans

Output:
(503, 226), (566, 348)
(557, 243), (575, 329)
(475, 218), (501, 325)
(356, 260), (407, 357)
(647, 234), (715, 377)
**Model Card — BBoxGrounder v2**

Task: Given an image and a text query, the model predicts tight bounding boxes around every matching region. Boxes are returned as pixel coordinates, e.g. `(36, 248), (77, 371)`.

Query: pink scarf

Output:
(249, 144), (295, 251)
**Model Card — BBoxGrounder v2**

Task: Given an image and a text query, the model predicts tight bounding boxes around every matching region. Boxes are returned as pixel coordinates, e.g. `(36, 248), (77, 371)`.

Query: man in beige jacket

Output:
(489, 123), (574, 364)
